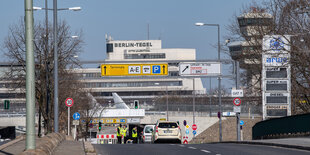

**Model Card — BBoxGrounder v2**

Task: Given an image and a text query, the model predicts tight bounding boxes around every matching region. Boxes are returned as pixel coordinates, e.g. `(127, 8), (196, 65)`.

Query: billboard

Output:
(262, 35), (291, 120)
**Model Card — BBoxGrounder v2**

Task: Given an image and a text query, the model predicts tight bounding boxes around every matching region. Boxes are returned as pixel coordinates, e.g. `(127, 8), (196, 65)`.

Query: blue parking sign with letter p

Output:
(152, 65), (161, 74)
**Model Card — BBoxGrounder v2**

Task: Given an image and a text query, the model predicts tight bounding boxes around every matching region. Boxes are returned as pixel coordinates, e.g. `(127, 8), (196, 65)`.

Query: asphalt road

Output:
(94, 143), (310, 155)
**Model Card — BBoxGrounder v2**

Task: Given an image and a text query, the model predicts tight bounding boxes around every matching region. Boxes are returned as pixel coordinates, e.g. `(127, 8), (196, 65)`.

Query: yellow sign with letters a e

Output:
(101, 64), (168, 76)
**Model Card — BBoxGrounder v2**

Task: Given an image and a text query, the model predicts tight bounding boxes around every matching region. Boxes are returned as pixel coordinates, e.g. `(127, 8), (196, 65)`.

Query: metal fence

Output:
(142, 103), (262, 117)
(253, 113), (310, 139)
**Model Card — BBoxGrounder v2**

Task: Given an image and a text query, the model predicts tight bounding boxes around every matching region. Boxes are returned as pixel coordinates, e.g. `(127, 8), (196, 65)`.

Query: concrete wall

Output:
(141, 114), (220, 142)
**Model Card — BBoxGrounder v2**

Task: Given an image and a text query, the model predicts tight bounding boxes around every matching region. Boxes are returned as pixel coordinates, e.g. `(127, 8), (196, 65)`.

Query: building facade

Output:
(75, 38), (205, 105)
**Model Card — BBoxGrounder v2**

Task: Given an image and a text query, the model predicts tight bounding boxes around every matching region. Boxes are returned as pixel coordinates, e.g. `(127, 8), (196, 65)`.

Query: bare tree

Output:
(226, 0), (310, 114)
(2, 18), (89, 134)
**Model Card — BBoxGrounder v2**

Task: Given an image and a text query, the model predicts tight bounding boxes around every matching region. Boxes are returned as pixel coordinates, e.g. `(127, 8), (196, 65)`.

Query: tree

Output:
(2, 18), (88, 134)
(226, 0), (310, 114)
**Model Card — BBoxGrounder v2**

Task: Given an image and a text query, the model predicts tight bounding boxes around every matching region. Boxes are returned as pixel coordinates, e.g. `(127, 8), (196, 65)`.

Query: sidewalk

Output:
(0, 137), (86, 155)
(53, 140), (85, 155)
(224, 137), (310, 151)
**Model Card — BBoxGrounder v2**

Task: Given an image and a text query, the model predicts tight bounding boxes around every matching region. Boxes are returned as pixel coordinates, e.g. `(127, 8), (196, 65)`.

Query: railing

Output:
(144, 104), (262, 117)
(252, 113), (310, 140)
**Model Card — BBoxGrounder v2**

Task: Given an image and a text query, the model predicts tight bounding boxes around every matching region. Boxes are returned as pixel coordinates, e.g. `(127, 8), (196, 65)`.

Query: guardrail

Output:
(252, 113), (310, 140)
(0, 113), (26, 117)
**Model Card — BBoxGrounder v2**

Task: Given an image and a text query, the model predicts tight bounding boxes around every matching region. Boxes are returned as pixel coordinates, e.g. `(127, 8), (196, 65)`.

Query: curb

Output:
(20, 133), (66, 155)
(0, 135), (25, 150)
(84, 140), (96, 155)
(221, 141), (310, 151)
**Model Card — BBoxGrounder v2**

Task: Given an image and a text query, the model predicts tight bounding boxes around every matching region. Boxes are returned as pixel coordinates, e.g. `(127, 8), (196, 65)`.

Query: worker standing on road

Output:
(132, 126), (138, 144)
(123, 125), (128, 143)
(117, 124), (122, 144)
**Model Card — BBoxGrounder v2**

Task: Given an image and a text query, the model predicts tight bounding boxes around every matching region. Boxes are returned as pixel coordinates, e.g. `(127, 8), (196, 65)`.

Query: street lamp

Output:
(195, 22), (222, 142)
(154, 82), (168, 121)
(33, 6), (81, 11)
(34, 2), (81, 133)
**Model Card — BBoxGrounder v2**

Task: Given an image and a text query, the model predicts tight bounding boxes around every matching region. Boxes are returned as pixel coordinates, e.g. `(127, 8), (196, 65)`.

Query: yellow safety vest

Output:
(117, 127), (121, 137)
(132, 129), (137, 138)
(123, 128), (128, 137)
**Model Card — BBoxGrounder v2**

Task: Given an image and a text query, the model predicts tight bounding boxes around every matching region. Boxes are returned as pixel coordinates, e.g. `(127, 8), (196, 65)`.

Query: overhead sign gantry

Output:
(101, 64), (168, 76)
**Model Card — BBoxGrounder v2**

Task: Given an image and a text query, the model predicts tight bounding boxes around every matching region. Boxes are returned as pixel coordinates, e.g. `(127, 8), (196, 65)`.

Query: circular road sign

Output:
(233, 97), (241, 106)
(183, 120), (187, 126)
(73, 112), (80, 120)
(65, 98), (74, 107)
(240, 120), (244, 126)
(192, 124), (197, 130)
(185, 129), (190, 134)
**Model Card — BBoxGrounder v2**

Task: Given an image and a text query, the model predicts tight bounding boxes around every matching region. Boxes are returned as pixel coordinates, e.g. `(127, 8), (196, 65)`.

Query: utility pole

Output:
(193, 78), (196, 124)
(236, 61), (241, 141)
(45, 0), (51, 134)
(166, 85), (168, 121)
(53, 0), (59, 133)
(25, 0), (36, 149)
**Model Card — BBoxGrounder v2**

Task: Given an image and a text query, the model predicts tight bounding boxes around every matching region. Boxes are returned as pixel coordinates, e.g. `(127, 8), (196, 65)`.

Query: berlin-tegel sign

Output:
(179, 62), (221, 76)
(101, 64), (168, 76)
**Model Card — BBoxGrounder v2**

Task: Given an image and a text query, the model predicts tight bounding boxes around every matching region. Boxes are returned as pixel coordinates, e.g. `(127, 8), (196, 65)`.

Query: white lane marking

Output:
(201, 150), (211, 153)
(170, 144), (175, 146)
(216, 154), (221, 155)
(179, 145), (185, 147)
(188, 146), (197, 149)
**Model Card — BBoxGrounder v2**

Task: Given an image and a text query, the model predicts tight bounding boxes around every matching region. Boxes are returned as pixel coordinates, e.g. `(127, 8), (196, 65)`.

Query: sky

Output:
(0, 0), (255, 89)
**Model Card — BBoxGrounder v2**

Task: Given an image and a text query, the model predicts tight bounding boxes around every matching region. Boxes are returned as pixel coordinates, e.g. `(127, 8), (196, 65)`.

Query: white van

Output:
(143, 125), (155, 143)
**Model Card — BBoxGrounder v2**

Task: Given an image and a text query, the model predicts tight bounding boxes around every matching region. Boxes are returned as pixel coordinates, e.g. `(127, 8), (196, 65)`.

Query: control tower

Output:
(228, 8), (273, 95)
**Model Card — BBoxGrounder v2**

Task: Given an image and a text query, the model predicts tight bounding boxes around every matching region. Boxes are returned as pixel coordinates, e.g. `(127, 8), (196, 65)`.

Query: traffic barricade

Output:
(97, 134), (117, 144)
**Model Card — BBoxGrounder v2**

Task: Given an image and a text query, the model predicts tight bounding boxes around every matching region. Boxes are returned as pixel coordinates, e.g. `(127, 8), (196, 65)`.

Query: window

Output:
(158, 123), (178, 128)
(124, 53), (166, 59)
(144, 126), (153, 133)
(106, 43), (113, 53)
(83, 81), (182, 88)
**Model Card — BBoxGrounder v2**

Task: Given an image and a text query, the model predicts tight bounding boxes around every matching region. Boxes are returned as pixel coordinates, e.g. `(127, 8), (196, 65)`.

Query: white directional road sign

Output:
(233, 106), (241, 113)
(179, 62), (221, 76)
(73, 120), (79, 125)
(232, 89), (244, 97)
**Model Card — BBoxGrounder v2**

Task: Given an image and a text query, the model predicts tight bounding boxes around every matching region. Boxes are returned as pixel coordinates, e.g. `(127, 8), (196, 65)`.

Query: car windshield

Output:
(158, 123), (178, 128)
(144, 126), (153, 133)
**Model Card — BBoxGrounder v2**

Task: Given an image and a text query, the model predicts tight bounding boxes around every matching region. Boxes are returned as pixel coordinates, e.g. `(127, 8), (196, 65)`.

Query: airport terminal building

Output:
(74, 38), (206, 105)
(0, 38), (206, 112)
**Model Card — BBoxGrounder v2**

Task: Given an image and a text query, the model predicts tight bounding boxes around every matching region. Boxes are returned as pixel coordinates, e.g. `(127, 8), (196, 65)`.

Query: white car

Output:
(152, 121), (182, 143)
(143, 125), (155, 143)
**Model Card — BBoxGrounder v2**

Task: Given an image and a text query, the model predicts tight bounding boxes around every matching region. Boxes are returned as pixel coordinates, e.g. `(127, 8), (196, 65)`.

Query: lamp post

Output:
(33, 3), (81, 132)
(166, 84), (168, 121)
(25, 0), (35, 150)
(154, 82), (169, 120)
(195, 22), (222, 142)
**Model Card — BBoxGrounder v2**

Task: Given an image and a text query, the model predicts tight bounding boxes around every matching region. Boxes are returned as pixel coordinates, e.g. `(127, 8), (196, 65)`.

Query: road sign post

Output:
(192, 124), (197, 137)
(65, 98), (74, 136)
(240, 120), (244, 141)
(233, 97), (242, 142)
(73, 112), (80, 140)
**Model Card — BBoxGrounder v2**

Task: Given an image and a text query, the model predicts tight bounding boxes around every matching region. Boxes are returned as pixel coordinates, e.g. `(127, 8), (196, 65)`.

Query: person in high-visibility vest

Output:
(117, 124), (122, 144)
(123, 125), (128, 143)
(132, 126), (138, 144)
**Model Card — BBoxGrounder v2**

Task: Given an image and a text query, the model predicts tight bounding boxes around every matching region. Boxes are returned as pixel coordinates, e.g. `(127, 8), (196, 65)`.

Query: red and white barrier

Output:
(97, 134), (117, 144)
